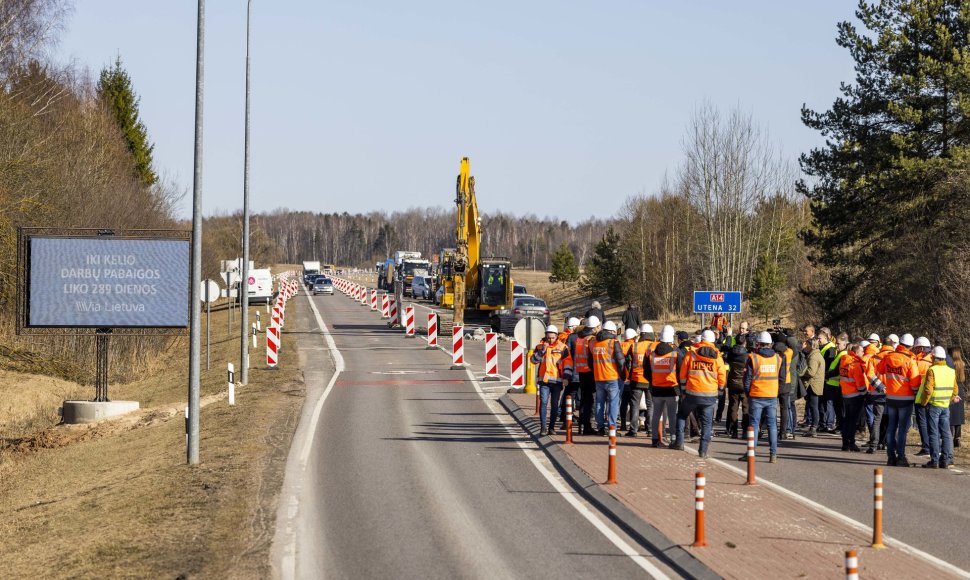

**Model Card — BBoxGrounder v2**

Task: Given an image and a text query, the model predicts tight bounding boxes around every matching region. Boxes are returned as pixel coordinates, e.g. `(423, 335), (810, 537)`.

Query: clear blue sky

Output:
(57, 1), (857, 223)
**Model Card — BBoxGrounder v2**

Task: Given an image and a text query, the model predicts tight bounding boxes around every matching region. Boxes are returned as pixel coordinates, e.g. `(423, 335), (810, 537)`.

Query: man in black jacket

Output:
(621, 304), (641, 333)
(584, 301), (605, 326)
(725, 333), (749, 438)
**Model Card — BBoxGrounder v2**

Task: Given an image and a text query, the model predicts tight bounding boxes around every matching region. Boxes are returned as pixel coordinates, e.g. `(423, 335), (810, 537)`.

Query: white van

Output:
(245, 268), (275, 304)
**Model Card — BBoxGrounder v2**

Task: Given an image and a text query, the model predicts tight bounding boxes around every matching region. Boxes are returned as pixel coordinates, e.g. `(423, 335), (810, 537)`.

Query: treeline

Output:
(0, 1), (183, 381)
(252, 208), (610, 273)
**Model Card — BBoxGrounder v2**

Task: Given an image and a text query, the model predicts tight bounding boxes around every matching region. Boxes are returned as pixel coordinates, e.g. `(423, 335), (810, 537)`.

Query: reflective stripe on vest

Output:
(630, 340), (653, 383)
(879, 352), (918, 401)
(748, 353), (780, 398)
(591, 339), (619, 382)
(928, 365), (956, 408)
(840, 358), (868, 398)
(573, 336), (591, 373)
(685, 352), (720, 397)
(650, 351), (678, 387)
(826, 350), (845, 386)
(539, 343), (567, 383)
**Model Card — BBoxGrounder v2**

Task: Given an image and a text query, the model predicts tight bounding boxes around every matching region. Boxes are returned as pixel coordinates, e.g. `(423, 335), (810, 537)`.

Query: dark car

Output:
(513, 283), (528, 296)
(312, 277), (334, 296)
(491, 295), (550, 334)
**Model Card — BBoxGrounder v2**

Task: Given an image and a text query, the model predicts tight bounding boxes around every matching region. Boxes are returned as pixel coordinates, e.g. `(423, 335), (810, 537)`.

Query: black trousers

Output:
(842, 396), (865, 449)
(578, 372), (596, 430)
(727, 390), (748, 434)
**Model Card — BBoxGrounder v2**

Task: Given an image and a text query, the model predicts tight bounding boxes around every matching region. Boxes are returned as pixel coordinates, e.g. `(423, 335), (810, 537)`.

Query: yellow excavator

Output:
(451, 157), (513, 326)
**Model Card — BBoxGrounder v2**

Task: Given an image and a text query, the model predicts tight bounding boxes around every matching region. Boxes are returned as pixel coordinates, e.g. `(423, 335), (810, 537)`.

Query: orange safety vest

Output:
(573, 335), (592, 373)
(877, 351), (920, 401)
(590, 338), (620, 382)
(557, 329), (571, 344)
(680, 342), (726, 397)
(840, 353), (869, 398)
(915, 352), (932, 381)
(868, 345), (894, 377)
(537, 341), (568, 383)
(748, 352), (781, 398)
(649, 350), (679, 387)
(621, 339), (635, 357)
(630, 340), (655, 384)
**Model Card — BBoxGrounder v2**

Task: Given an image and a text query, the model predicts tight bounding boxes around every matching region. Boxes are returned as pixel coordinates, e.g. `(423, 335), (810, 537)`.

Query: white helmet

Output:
(758, 331), (773, 345)
(586, 315), (601, 329)
(915, 336), (931, 348)
(545, 325), (558, 334)
(624, 328), (637, 340)
(868, 333), (880, 343)
(701, 330), (716, 343)
(603, 321), (618, 333)
(640, 323), (654, 334)
(566, 317), (580, 329)
(860, 340), (870, 348)
(887, 333), (899, 346)
(900, 333), (915, 347)
(659, 325), (675, 343)
(933, 346), (947, 359)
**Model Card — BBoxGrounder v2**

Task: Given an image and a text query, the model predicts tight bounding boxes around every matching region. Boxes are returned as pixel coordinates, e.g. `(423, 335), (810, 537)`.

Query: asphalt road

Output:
(281, 286), (678, 579)
(702, 411), (970, 571)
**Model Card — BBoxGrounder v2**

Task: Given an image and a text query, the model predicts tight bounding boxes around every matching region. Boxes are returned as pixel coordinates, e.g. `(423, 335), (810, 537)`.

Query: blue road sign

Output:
(693, 291), (742, 314)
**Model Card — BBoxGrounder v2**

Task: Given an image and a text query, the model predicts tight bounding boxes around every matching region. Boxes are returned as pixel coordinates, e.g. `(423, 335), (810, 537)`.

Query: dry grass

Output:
(0, 301), (303, 578)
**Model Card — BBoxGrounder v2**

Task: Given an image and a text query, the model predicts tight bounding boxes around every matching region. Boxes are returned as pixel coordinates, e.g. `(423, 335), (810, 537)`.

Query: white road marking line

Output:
(463, 366), (671, 580)
(300, 295), (345, 465)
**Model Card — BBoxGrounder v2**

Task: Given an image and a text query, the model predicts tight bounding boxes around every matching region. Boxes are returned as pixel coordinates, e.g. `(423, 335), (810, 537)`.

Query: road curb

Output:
(499, 394), (721, 580)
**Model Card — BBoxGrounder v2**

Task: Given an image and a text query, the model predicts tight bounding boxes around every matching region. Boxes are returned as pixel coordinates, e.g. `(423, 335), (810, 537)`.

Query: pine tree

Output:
(798, 0), (970, 330)
(748, 254), (784, 323)
(97, 56), (157, 186)
(549, 241), (580, 287)
(580, 227), (625, 302)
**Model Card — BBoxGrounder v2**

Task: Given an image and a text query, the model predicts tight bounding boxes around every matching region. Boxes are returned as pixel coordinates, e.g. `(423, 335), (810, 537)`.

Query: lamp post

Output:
(240, 0), (253, 384)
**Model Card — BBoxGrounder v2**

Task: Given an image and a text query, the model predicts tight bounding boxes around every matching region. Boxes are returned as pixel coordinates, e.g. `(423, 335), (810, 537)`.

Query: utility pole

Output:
(187, 0), (205, 465)
(240, 0), (253, 385)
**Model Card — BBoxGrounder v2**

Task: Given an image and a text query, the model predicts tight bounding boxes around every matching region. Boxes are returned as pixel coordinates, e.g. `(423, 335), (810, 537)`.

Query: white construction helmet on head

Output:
(659, 325), (675, 343)
(887, 333), (900, 346)
(915, 336), (931, 348)
(545, 325), (558, 335)
(586, 315), (601, 329)
(900, 333), (915, 347)
(933, 346), (947, 359)
(860, 340), (870, 348)
(758, 331), (773, 345)
(640, 323), (654, 334)
(868, 333), (880, 343)
(603, 321), (617, 333)
(701, 330), (716, 343)
(566, 317), (580, 329)
(624, 328), (637, 340)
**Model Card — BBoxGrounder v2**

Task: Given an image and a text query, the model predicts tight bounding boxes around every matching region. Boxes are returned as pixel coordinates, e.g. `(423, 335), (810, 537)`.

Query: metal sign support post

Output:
(95, 329), (111, 402)
(239, 0), (253, 385)
(205, 282), (211, 370)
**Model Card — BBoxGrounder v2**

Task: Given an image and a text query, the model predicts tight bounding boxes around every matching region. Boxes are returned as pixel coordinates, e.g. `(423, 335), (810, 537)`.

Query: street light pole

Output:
(240, 0), (253, 384)
(188, 0), (206, 465)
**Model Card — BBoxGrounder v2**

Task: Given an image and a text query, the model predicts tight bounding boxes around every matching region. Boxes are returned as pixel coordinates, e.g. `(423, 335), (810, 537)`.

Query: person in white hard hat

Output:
(865, 333), (893, 453)
(739, 331), (787, 463)
(673, 330), (727, 458)
(570, 316), (600, 435)
(618, 328), (639, 432)
(588, 320), (626, 435)
(624, 323), (657, 437)
(556, 317), (582, 425)
(531, 325), (573, 436)
(646, 325), (684, 447)
(911, 336), (935, 456)
(916, 346), (959, 468)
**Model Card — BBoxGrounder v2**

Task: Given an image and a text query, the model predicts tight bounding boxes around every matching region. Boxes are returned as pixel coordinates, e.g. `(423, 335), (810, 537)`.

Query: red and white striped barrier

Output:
(404, 305), (415, 337)
(381, 293), (389, 319)
(388, 297), (398, 325)
(483, 332), (499, 381)
(371, 289), (378, 310)
(510, 339), (524, 388)
(427, 312), (437, 349)
(451, 325), (464, 368)
(266, 323), (280, 368)
(360, 286), (367, 305)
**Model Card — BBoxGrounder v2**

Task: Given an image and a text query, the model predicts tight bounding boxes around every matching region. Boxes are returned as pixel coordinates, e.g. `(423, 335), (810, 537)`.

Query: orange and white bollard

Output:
(745, 426), (757, 485)
(845, 549), (859, 580)
(692, 471), (707, 547)
(873, 468), (884, 548)
(535, 388), (541, 417)
(565, 395), (574, 444)
(605, 424), (618, 484)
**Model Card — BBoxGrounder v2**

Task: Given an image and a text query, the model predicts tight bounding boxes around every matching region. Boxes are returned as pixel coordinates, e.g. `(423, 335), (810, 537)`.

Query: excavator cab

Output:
(479, 259), (512, 309)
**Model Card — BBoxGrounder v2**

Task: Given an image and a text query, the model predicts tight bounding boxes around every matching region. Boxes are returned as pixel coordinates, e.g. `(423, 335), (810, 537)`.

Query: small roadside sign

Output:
(693, 291), (742, 314)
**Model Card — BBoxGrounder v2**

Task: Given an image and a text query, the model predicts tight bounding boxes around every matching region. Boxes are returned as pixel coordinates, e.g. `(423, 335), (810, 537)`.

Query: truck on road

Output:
(302, 260), (322, 286)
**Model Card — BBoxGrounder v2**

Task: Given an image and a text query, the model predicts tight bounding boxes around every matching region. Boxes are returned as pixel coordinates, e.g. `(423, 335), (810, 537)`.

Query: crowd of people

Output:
(528, 305), (966, 468)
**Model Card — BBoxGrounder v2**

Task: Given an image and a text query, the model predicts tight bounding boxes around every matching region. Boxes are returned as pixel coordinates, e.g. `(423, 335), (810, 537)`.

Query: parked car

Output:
(411, 275), (431, 299)
(490, 295), (550, 334)
(513, 283), (528, 296)
(312, 277), (334, 296)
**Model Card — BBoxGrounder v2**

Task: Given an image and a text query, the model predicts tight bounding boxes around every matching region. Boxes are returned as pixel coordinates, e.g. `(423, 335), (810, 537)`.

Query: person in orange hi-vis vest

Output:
(568, 316), (600, 435)
(840, 344), (882, 452)
(646, 325), (684, 448)
(879, 334), (921, 466)
(556, 317), (581, 425)
(863, 333), (890, 454)
(619, 328), (638, 432)
(739, 332), (787, 463)
(531, 325), (573, 436)
(673, 330), (727, 458)
(588, 321), (626, 436)
(625, 323), (656, 437)
(710, 313), (727, 334)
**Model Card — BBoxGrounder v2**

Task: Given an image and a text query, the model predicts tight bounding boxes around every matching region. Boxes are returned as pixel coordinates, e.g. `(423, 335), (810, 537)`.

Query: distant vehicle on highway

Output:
(434, 285), (444, 305)
(411, 275), (432, 300)
(312, 277), (334, 296)
(514, 283), (528, 295)
(491, 295), (550, 334)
